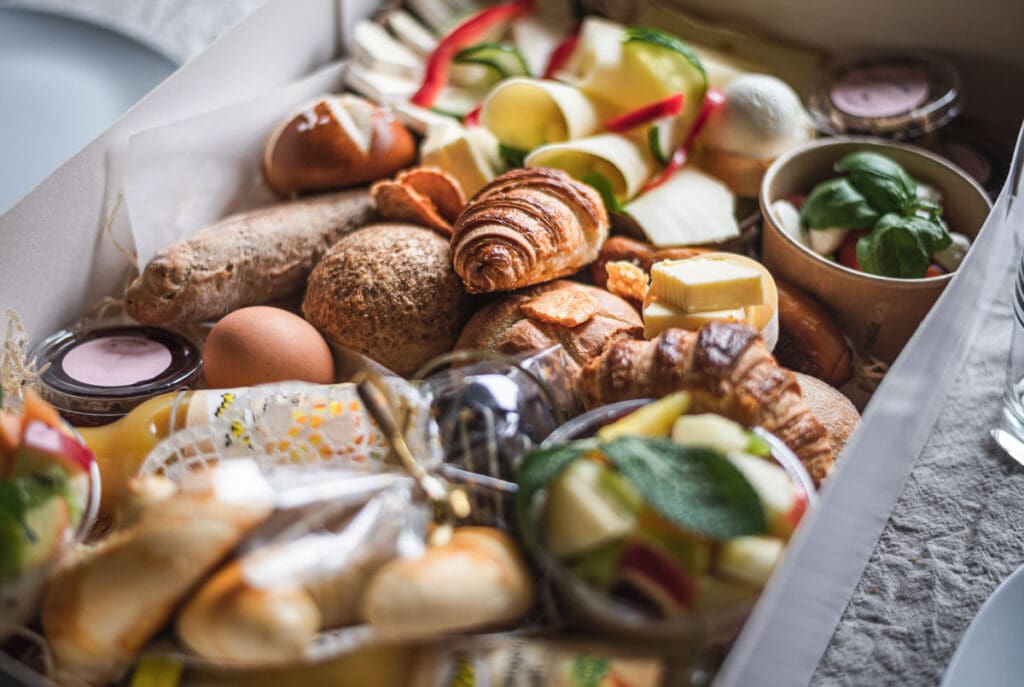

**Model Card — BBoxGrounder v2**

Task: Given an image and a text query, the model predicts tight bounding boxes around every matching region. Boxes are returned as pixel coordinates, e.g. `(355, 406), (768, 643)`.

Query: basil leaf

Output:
(622, 27), (707, 88)
(801, 177), (881, 230)
(498, 143), (528, 169)
(856, 213), (951, 278)
(515, 441), (591, 549)
(835, 151), (917, 215)
(581, 172), (628, 215)
(600, 436), (766, 539)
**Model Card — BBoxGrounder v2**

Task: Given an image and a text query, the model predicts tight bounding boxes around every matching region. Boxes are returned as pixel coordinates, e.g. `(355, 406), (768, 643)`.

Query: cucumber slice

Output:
(431, 85), (488, 118)
(622, 27), (707, 88)
(454, 42), (531, 79)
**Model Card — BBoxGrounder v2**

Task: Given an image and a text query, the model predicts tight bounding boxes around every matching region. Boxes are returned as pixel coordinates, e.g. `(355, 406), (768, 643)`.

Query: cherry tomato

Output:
(838, 230), (869, 271)
(925, 263), (946, 278)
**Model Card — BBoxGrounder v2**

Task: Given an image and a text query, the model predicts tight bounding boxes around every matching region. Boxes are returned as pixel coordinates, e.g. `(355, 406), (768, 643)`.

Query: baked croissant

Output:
(579, 323), (835, 485)
(450, 167), (609, 293)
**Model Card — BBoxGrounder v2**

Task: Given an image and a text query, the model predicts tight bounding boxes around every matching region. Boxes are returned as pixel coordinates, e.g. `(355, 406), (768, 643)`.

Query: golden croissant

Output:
(578, 322), (836, 485)
(450, 167), (609, 293)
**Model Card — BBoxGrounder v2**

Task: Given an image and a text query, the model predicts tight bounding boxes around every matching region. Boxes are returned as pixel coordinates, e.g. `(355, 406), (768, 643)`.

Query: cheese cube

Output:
(643, 301), (747, 338)
(649, 257), (766, 313)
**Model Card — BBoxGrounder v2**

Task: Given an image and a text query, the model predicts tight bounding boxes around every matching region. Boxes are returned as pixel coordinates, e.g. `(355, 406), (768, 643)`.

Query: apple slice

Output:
(597, 391), (691, 441)
(617, 540), (697, 616)
(11, 420), (94, 477)
(726, 452), (807, 539)
(671, 414), (751, 454)
(544, 459), (639, 558)
(19, 495), (70, 573)
(715, 535), (785, 588)
(1, 411), (20, 475)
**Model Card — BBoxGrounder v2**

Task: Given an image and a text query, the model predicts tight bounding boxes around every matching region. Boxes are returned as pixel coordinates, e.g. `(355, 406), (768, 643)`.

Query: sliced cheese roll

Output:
(480, 77), (604, 151)
(524, 133), (656, 201)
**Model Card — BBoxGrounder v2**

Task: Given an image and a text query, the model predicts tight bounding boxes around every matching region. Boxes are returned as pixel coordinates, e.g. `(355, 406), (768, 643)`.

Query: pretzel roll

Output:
(263, 95), (416, 195)
(451, 168), (609, 294)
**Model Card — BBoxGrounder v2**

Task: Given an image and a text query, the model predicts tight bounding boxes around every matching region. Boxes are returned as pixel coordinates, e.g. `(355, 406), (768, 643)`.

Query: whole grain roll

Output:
(793, 372), (860, 456)
(302, 223), (471, 376)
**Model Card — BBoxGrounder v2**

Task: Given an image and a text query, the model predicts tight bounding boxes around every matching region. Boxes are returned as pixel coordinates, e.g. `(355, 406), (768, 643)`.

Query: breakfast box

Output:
(1, 0), (1023, 684)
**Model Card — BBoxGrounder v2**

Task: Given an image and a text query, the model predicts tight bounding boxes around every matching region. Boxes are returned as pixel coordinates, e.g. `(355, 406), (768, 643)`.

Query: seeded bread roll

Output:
(302, 223), (472, 376)
(793, 372), (860, 456)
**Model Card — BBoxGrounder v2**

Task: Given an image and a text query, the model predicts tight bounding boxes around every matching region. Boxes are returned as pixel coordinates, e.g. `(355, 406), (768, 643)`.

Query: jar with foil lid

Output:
(32, 324), (202, 427)
(807, 53), (962, 140)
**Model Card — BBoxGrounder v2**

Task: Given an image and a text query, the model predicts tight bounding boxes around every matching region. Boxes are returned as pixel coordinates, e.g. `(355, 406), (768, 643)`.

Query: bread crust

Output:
(302, 223), (472, 376)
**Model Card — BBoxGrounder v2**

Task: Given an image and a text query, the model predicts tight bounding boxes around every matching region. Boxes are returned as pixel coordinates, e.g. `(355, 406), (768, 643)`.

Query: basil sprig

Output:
(800, 150), (953, 278)
(856, 213), (953, 279)
(581, 171), (628, 215)
(516, 436), (766, 550)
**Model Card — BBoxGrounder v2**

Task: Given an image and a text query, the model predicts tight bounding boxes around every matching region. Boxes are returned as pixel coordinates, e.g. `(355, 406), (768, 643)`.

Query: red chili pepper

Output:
(605, 93), (685, 132)
(542, 31), (579, 79)
(411, 0), (533, 109)
(463, 103), (483, 127)
(641, 87), (726, 193)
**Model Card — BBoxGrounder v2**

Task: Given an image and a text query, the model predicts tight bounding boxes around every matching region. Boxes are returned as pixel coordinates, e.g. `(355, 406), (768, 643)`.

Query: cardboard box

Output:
(1, 1), (1023, 684)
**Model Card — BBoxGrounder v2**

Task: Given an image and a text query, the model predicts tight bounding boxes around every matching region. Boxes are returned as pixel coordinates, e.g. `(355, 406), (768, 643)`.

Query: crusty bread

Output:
(360, 527), (533, 640)
(302, 223), (472, 376)
(775, 281), (853, 387)
(263, 95), (416, 195)
(456, 280), (642, 371)
(793, 372), (860, 456)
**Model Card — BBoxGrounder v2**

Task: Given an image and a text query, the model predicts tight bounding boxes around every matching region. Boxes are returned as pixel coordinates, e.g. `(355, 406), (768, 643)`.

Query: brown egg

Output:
(202, 306), (335, 388)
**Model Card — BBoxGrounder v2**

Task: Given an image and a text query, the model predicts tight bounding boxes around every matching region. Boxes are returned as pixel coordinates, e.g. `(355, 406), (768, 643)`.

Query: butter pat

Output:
(643, 301), (746, 338)
(649, 257), (767, 313)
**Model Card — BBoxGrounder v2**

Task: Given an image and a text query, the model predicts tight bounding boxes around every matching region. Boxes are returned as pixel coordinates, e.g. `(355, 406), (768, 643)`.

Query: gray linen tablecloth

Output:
(3, 2), (1020, 684)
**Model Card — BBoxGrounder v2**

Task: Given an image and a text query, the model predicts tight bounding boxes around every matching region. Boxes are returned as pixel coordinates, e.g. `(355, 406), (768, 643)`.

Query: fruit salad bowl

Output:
(524, 397), (817, 646)
(0, 392), (101, 633)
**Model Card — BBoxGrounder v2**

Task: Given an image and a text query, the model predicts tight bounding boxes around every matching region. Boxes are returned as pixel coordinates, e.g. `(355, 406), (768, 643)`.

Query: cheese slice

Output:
(643, 301), (747, 338)
(481, 77), (603, 151)
(649, 256), (766, 313)
(420, 123), (499, 197)
(624, 167), (739, 246)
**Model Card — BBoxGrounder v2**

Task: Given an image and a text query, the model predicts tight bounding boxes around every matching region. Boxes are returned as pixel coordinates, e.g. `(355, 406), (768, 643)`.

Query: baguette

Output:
(578, 323), (835, 484)
(125, 189), (375, 325)
(361, 527), (533, 640)
(451, 168), (609, 293)
(41, 465), (274, 686)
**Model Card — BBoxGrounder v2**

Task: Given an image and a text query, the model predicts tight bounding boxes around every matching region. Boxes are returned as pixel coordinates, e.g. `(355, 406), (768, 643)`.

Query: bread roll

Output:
(125, 189), (375, 326)
(302, 223), (472, 376)
(775, 281), (853, 387)
(455, 280), (642, 371)
(41, 465), (274, 686)
(451, 168), (609, 293)
(793, 372), (859, 456)
(263, 95), (416, 195)
(361, 528), (533, 640)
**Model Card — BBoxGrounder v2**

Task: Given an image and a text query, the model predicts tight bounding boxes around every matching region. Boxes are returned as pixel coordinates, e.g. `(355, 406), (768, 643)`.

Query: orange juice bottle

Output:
(77, 383), (388, 516)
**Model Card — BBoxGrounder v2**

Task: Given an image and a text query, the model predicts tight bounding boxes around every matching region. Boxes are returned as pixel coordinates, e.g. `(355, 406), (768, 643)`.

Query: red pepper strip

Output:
(605, 93), (685, 133)
(464, 103), (483, 127)
(641, 87), (726, 193)
(542, 31), (579, 79)
(410, 0), (533, 108)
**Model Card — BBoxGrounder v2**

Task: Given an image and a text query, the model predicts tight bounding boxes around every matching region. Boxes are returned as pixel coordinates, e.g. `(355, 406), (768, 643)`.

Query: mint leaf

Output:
(835, 151), (917, 215)
(801, 177), (880, 230)
(600, 436), (766, 539)
(856, 213), (952, 278)
(622, 27), (707, 88)
(515, 441), (591, 549)
(581, 171), (627, 215)
(498, 143), (528, 169)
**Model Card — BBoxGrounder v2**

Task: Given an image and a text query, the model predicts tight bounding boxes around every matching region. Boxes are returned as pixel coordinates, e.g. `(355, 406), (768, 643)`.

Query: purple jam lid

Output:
(808, 54), (962, 140)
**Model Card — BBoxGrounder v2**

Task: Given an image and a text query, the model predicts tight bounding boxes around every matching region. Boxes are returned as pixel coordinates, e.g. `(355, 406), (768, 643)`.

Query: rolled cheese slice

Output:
(644, 253), (779, 351)
(524, 133), (655, 201)
(480, 77), (604, 151)
(624, 167), (740, 245)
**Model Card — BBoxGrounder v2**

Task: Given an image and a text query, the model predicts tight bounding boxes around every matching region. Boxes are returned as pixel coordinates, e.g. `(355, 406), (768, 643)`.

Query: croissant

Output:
(450, 167), (609, 293)
(578, 322), (835, 485)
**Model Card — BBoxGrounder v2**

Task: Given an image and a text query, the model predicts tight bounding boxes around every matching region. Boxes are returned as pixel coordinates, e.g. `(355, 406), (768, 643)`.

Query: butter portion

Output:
(649, 257), (766, 313)
(643, 301), (747, 339)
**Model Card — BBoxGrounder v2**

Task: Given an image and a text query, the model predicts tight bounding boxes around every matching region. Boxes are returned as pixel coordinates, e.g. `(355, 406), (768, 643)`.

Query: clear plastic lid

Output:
(807, 53), (962, 140)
